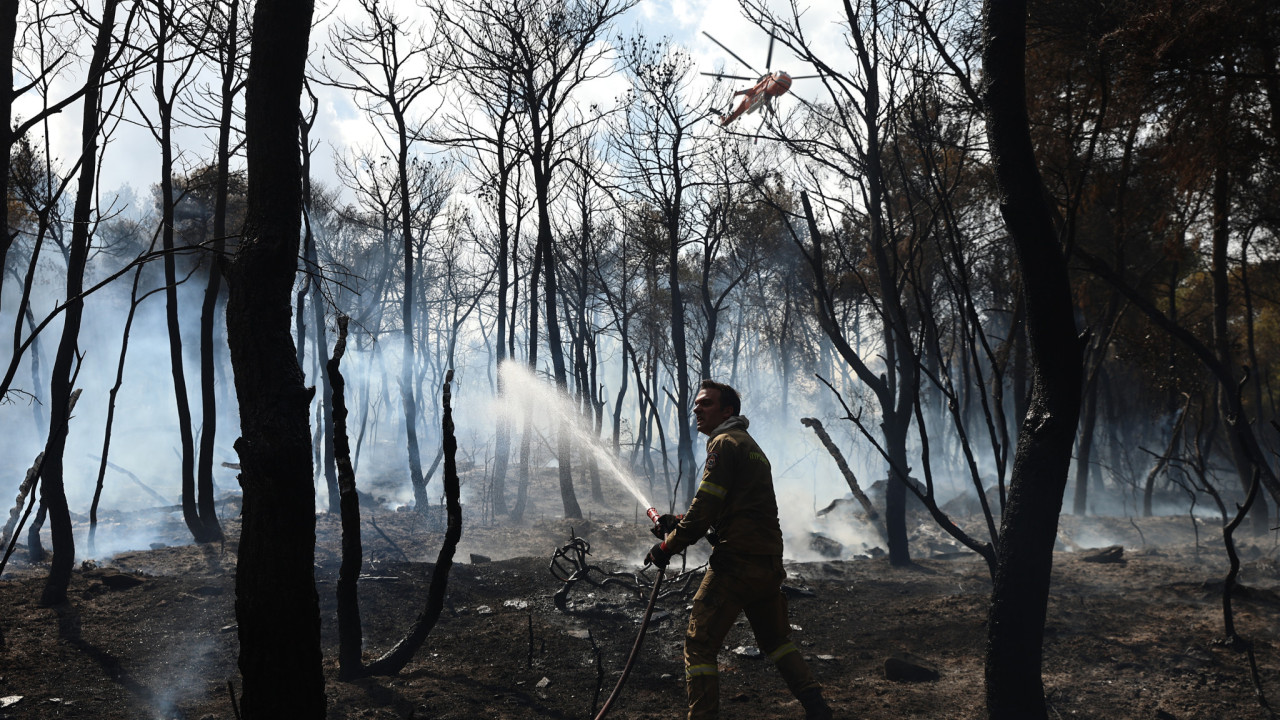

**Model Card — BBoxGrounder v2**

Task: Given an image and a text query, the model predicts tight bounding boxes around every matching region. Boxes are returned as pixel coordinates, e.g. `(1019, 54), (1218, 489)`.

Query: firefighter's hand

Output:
(644, 542), (671, 570)
(650, 514), (681, 539)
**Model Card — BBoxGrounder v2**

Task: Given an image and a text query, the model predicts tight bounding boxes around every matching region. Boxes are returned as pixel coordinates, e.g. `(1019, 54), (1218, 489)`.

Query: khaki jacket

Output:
(664, 417), (784, 557)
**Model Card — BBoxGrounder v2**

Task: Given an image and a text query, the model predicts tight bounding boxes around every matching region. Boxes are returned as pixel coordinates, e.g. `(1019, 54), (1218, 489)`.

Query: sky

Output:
(15, 0), (847, 212)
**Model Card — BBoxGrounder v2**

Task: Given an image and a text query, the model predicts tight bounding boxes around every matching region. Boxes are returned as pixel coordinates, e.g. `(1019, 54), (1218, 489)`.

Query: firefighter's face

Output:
(693, 388), (734, 436)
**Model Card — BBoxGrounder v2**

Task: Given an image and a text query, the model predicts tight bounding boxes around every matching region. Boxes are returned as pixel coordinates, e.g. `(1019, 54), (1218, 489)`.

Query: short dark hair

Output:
(699, 379), (741, 416)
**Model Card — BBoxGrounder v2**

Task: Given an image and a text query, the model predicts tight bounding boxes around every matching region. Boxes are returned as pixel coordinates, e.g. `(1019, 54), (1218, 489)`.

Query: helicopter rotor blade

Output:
(765, 32), (775, 70)
(700, 72), (756, 81)
(702, 31), (758, 73)
(789, 74), (822, 79)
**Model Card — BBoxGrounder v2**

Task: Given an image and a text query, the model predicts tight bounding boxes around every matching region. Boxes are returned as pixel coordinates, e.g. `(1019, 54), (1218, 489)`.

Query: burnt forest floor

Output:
(2, 475), (1280, 720)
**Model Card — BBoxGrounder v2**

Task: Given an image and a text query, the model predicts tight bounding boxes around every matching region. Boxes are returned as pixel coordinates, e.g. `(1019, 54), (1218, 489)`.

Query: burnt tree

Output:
(981, 0), (1084, 717)
(226, 0), (323, 714)
(194, 0), (248, 538)
(38, 0), (125, 607)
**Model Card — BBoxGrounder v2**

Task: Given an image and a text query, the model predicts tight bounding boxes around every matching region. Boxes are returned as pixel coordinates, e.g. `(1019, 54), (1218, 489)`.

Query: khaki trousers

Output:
(683, 553), (820, 719)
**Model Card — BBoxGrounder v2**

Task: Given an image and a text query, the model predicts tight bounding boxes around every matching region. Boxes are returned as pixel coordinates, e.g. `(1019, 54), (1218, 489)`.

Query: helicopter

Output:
(700, 30), (819, 127)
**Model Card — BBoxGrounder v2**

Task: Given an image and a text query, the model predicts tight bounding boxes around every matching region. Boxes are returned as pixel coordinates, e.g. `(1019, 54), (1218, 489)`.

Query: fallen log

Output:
(801, 418), (879, 521)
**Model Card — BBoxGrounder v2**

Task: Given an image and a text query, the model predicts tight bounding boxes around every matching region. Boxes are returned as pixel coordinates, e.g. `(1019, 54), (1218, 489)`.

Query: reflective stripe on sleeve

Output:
(685, 663), (719, 679)
(698, 480), (727, 499)
(768, 642), (799, 662)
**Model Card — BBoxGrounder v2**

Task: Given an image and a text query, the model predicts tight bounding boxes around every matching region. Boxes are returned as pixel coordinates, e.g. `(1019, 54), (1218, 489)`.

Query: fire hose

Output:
(591, 565), (664, 720)
(589, 507), (668, 720)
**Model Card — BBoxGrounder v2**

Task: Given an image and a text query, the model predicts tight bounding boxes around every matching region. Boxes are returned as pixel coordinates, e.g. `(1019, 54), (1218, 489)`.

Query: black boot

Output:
(797, 687), (833, 720)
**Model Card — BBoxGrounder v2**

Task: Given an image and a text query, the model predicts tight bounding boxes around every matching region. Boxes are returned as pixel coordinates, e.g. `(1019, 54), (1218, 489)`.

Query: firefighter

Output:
(645, 379), (833, 720)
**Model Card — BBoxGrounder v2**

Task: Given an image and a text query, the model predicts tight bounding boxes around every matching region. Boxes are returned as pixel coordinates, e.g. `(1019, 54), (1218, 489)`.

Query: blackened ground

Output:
(1, 485), (1279, 720)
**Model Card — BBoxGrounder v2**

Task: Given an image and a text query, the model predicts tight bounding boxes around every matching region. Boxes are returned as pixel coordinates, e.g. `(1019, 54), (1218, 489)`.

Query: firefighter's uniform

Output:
(661, 416), (822, 720)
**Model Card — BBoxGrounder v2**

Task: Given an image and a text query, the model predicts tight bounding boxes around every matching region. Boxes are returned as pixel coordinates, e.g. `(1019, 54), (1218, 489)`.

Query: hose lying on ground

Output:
(591, 568), (666, 720)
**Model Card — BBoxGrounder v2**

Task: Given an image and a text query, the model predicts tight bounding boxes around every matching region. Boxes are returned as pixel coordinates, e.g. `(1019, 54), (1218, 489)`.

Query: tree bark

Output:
(91, 263), (154, 556)
(196, 0), (243, 544)
(227, 0), (323, 714)
(1143, 394), (1191, 516)
(801, 417), (880, 522)
(1070, 377), (1099, 516)
(1209, 158), (1269, 532)
(491, 140), (512, 515)
(300, 97), (338, 514)
(360, 370), (462, 676)
(0, 0), (17, 310)
(330, 317), (365, 679)
(537, 207), (581, 518)
(981, 0), (1085, 717)
(397, 113), (427, 513)
(152, 5), (207, 544)
(39, 0), (121, 606)
(512, 225), (543, 524)
(667, 202), (695, 505)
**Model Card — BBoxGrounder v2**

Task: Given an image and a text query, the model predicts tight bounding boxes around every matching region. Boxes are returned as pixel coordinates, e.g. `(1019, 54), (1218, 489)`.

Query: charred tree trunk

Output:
(227, 0), (323, 713)
(1070, 361), (1101, 516)
(589, 330), (606, 501)
(981, 1), (1085, 717)
(397, 115), (427, 514)
(539, 226), (580, 519)
(802, 417), (880, 522)
(154, 6), (208, 544)
(1144, 395), (1191, 516)
(195, 0), (242, 543)
(512, 230), (543, 524)
(361, 370), (462, 675)
(571, 255), (603, 504)
(882, 413), (911, 565)
(667, 216), (695, 505)
(612, 321), (629, 454)
(91, 262), (156, 556)
(300, 97), (338, 514)
(492, 248), (511, 514)
(1209, 160), (1269, 533)
(195, 211), (227, 536)
(330, 317), (365, 679)
(39, 0), (121, 605)
(848, 2), (919, 567)
(26, 502), (46, 563)
(1070, 292), (1124, 517)
(489, 119), (517, 516)
(527, 101), (579, 518)
(0, 0), (16, 309)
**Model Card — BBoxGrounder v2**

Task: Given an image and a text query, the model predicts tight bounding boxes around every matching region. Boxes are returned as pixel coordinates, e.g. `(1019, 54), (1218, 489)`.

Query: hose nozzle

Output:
(645, 507), (661, 526)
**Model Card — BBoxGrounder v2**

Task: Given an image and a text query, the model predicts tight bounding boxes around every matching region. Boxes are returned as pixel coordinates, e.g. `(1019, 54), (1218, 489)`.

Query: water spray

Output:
(496, 362), (653, 509)
(505, 361), (671, 717)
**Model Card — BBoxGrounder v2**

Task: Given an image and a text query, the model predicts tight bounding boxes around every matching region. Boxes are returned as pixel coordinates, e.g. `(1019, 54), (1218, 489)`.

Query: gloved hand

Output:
(644, 541), (671, 570)
(650, 513), (682, 539)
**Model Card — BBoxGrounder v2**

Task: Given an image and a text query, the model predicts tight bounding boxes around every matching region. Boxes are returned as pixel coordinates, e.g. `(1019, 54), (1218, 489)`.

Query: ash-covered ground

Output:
(2, 471), (1279, 719)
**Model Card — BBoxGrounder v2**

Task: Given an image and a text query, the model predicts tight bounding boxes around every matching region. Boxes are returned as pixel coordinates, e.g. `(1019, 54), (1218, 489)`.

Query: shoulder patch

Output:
(705, 452), (719, 470)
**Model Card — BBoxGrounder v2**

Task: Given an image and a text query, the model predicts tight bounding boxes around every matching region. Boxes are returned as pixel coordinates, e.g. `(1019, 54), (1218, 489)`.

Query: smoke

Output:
(148, 636), (221, 719)
(1, 220), (243, 559)
(2, 208), (1230, 567)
